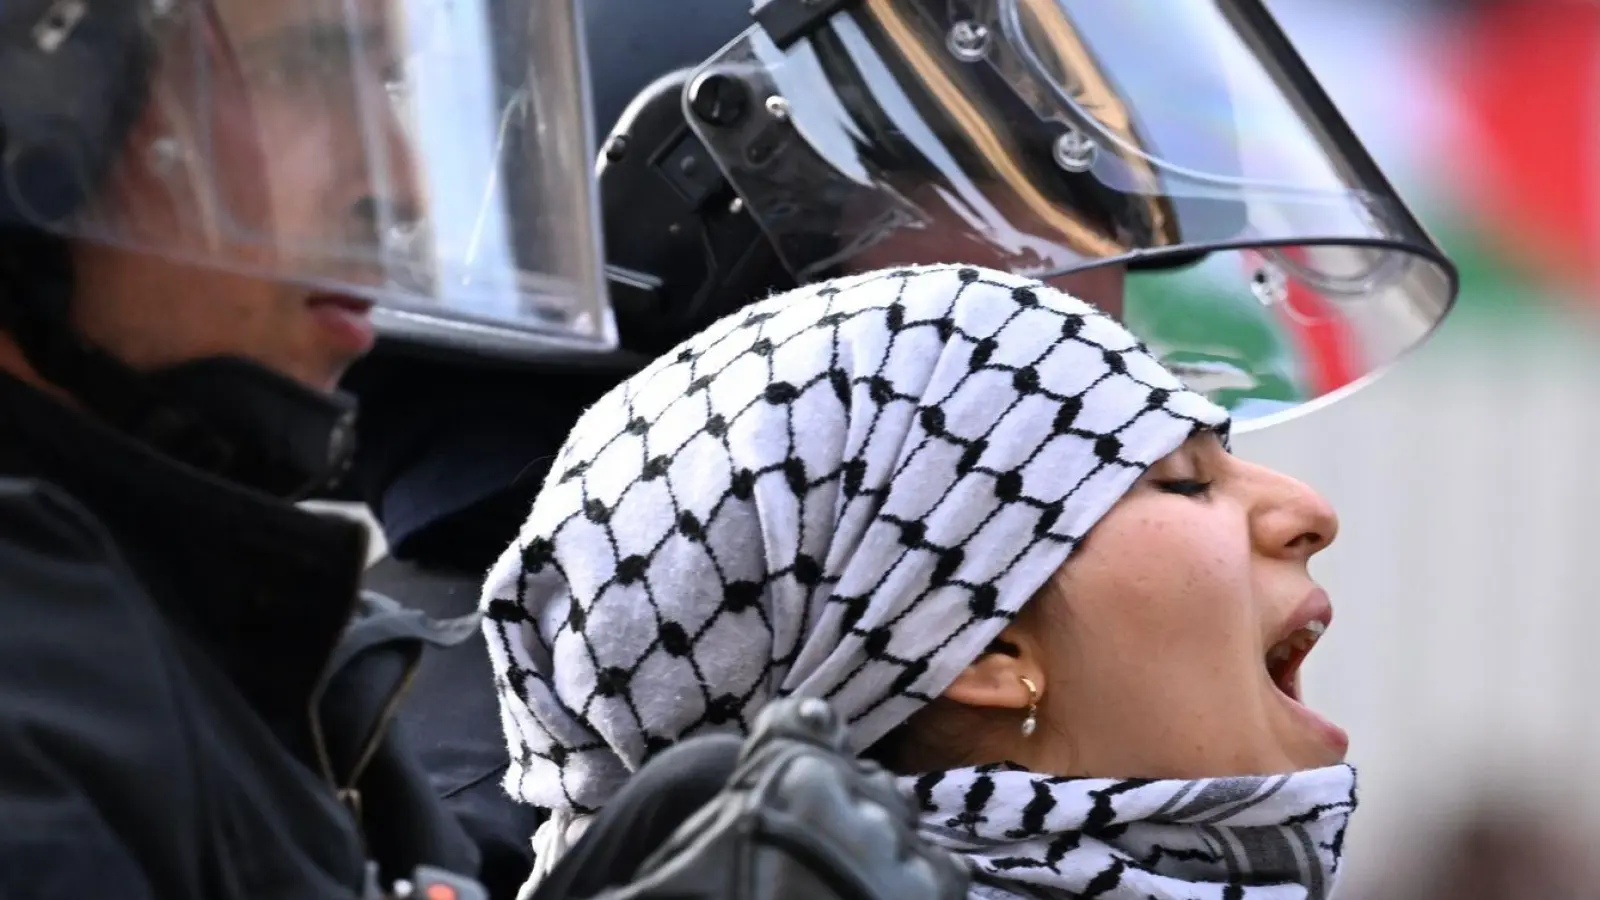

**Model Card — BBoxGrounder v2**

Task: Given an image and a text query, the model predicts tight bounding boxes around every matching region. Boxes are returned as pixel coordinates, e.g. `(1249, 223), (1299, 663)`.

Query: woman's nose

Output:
(1246, 463), (1339, 560)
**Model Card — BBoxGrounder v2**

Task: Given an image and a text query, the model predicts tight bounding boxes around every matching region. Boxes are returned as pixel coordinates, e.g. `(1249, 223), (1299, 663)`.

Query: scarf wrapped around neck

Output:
(481, 264), (1355, 899)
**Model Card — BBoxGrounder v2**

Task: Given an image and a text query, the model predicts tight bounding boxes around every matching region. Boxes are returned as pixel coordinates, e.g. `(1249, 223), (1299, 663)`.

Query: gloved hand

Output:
(591, 697), (970, 900)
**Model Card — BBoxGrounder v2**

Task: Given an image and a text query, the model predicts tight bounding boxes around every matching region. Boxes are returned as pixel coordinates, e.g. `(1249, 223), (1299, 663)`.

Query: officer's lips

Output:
(305, 292), (377, 356)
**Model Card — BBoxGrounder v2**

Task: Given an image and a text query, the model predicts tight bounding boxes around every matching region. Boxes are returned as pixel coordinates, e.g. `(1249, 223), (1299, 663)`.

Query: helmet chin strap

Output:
(0, 230), (357, 500)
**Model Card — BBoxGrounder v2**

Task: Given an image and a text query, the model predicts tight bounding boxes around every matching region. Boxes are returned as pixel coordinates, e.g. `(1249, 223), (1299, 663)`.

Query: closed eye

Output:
(1154, 479), (1212, 497)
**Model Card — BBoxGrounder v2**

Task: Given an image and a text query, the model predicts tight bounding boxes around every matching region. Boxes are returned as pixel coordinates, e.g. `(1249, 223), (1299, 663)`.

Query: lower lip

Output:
(1278, 687), (1350, 756)
(307, 299), (377, 355)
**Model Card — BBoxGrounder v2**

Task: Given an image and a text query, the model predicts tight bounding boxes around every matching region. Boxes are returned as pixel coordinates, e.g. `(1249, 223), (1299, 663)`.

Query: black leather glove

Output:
(591, 697), (970, 900)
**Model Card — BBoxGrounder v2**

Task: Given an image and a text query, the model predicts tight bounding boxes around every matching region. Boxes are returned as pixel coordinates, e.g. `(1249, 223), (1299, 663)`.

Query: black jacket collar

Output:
(0, 370), (367, 718)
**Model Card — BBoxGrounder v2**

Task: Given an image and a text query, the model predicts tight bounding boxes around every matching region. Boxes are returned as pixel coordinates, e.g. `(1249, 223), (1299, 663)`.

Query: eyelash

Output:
(1155, 479), (1213, 497)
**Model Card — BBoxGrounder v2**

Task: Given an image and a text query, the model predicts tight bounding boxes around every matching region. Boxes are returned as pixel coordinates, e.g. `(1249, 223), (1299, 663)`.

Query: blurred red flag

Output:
(1449, 0), (1600, 292)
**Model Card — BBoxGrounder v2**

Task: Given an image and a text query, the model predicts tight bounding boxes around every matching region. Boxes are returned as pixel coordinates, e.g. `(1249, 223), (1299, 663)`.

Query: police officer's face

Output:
(67, 0), (416, 393)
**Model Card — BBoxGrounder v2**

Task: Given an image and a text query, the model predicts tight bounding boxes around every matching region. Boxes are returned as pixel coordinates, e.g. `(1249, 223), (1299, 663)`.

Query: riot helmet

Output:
(589, 0), (1458, 426)
(0, 0), (605, 494)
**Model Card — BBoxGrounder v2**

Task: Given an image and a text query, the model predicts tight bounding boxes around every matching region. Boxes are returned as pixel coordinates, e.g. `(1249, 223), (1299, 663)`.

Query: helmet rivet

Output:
(947, 20), (991, 62)
(1052, 127), (1097, 173)
(1250, 261), (1289, 309)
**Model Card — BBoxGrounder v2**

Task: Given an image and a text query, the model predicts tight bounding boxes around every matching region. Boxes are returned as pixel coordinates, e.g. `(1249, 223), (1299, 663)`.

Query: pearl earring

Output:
(1019, 676), (1039, 737)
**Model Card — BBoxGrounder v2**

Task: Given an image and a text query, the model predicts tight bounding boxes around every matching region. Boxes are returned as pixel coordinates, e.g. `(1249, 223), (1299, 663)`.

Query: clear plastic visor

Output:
(689, 0), (1459, 425)
(6, 0), (610, 355)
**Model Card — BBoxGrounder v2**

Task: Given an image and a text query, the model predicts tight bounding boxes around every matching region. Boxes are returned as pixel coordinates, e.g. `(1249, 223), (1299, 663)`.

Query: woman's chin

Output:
(1278, 700), (1349, 767)
(1265, 706), (1350, 771)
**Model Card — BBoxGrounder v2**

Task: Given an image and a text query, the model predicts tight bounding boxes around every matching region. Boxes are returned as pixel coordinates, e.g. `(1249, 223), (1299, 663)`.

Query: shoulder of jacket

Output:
(0, 474), (123, 566)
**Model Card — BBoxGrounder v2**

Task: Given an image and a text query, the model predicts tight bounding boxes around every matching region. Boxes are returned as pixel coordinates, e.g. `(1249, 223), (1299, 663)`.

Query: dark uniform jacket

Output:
(343, 355), (616, 900)
(0, 371), (481, 899)
(366, 557), (546, 900)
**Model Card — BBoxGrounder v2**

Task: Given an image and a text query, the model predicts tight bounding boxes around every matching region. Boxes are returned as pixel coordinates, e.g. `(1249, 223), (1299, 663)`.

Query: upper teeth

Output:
(1266, 622), (1326, 666)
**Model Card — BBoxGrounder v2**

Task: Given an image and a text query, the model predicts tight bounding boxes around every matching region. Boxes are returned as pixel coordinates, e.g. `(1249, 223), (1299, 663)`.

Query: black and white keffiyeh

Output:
(915, 762), (1355, 900)
(482, 264), (1356, 899)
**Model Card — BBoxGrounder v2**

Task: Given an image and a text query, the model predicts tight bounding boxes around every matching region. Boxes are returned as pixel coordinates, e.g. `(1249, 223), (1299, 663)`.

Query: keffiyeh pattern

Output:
(915, 762), (1355, 900)
(482, 264), (1353, 898)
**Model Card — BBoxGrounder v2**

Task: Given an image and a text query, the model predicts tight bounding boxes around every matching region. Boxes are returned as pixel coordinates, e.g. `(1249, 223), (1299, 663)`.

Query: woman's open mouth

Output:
(1264, 620), (1323, 701)
(1263, 592), (1349, 757)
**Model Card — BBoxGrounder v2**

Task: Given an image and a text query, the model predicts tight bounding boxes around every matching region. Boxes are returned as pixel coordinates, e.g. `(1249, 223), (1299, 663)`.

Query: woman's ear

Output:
(941, 624), (1046, 712)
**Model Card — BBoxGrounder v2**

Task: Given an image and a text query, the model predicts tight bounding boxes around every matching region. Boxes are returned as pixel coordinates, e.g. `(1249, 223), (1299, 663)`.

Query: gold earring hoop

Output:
(1019, 676), (1039, 737)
